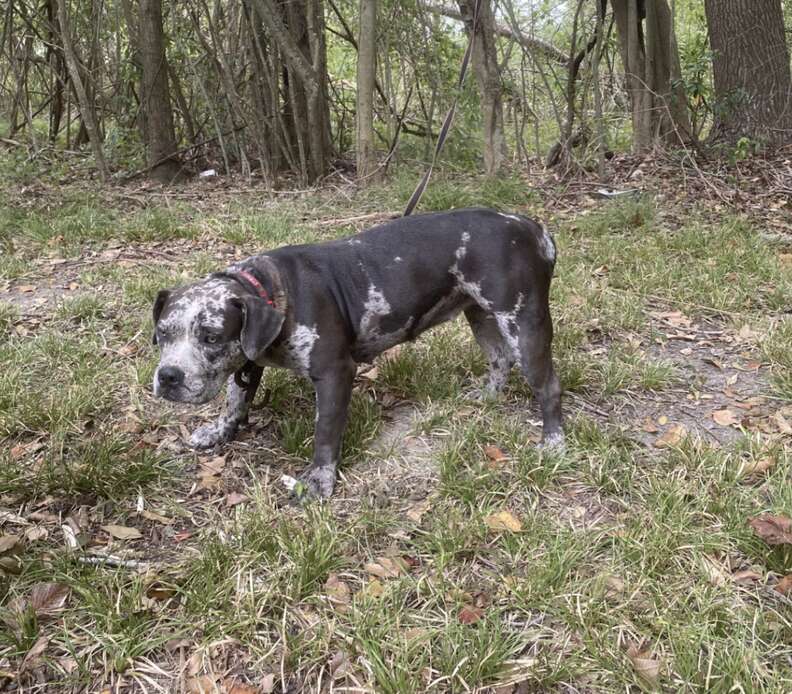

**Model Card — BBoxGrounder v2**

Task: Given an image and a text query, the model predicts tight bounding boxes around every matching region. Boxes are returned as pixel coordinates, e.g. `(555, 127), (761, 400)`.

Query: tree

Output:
(611, 0), (691, 152)
(356, 0), (377, 181)
(456, 0), (506, 175)
(139, 0), (181, 183)
(704, 0), (792, 145)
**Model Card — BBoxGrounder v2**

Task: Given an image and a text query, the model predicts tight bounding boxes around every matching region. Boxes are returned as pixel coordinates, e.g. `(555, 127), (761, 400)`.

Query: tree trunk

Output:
(56, 0), (109, 181)
(457, 0), (506, 175)
(704, 0), (792, 145)
(612, 0), (691, 152)
(250, 0), (331, 182)
(139, 0), (181, 183)
(356, 0), (377, 181)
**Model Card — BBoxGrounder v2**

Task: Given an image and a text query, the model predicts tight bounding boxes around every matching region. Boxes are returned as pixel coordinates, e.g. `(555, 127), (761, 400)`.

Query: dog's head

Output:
(151, 276), (284, 404)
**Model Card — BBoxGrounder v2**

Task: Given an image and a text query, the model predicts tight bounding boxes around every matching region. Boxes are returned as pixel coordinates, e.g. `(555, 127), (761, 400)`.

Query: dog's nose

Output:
(158, 366), (184, 388)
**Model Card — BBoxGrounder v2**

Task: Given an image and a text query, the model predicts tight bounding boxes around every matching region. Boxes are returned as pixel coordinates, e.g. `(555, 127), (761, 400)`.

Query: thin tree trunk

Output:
(56, 0), (109, 181)
(139, 0), (181, 182)
(356, 0), (377, 181)
(457, 0), (506, 175)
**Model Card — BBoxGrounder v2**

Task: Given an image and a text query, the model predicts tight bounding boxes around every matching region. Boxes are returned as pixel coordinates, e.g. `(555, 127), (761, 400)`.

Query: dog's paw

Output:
(295, 465), (336, 501)
(189, 421), (234, 449)
(538, 431), (566, 452)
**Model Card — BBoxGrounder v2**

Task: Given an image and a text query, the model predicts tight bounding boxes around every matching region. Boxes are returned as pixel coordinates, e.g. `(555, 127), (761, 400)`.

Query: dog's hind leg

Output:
(514, 306), (564, 448)
(465, 305), (514, 398)
(190, 365), (264, 449)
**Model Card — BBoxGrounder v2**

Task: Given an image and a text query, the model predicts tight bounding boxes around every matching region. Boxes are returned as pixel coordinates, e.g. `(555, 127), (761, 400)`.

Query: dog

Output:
(151, 208), (563, 498)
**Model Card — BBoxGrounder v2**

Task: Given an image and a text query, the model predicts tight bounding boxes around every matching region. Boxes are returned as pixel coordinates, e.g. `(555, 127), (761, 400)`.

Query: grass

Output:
(0, 178), (791, 691)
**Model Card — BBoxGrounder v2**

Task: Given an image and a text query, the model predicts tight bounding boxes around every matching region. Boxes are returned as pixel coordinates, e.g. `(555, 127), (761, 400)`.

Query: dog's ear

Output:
(151, 289), (171, 345)
(234, 296), (285, 363)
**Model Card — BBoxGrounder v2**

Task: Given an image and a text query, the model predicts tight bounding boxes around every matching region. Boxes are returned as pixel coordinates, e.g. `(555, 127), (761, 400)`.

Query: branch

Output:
(421, 3), (568, 65)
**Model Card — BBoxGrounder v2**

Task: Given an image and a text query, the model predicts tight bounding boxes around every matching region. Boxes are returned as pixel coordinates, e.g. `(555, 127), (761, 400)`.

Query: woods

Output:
(1, 1), (791, 183)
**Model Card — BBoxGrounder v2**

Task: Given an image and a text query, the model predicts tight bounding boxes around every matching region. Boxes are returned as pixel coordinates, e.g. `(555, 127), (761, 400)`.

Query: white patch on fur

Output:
(494, 293), (525, 359)
(540, 431), (566, 450)
(539, 223), (556, 262)
(394, 256), (402, 263)
(450, 232), (491, 309)
(360, 285), (391, 335)
(287, 324), (319, 375)
(501, 213), (522, 222)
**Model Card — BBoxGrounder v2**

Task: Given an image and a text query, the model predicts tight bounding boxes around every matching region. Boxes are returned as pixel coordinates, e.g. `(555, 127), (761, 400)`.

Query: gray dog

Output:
(152, 208), (563, 498)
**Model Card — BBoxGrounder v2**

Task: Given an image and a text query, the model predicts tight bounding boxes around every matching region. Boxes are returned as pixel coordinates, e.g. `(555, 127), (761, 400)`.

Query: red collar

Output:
(234, 270), (275, 307)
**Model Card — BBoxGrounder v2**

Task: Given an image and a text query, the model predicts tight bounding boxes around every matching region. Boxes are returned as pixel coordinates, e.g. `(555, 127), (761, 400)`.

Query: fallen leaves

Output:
(749, 515), (792, 546)
(653, 424), (686, 449)
(712, 408), (739, 427)
(626, 644), (662, 685)
(364, 556), (408, 579)
(484, 510), (522, 533)
(738, 455), (776, 478)
(101, 524), (143, 541)
(197, 456), (226, 492)
(457, 604), (484, 624)
(325, 573), (351, 613)
(774, 575), (792, 596)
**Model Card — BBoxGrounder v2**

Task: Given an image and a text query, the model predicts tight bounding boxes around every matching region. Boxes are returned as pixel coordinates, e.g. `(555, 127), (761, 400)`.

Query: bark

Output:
(249, 0), (331, 181)
(704, 0), (792, 145)
(612, 0), (691, 152)
(56, 0), (109, 181)
(457, 0), (506, 175)
(356, 0), (377, 181)
(423, 3), (567, 65)
(139, 0), (181, 182)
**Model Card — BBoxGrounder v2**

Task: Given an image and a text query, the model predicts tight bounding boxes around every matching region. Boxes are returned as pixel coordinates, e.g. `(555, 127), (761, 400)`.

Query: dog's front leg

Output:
(298, 359), (356, 499)
(190, 366), (264, 449)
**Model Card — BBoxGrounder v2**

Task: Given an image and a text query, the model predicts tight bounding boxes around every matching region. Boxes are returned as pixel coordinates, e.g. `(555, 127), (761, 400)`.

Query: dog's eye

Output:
(204, 334), (219, 345)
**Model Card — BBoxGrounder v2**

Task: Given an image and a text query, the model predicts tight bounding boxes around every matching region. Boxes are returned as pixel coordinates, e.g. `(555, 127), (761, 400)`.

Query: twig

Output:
(77, 554), (150, 569)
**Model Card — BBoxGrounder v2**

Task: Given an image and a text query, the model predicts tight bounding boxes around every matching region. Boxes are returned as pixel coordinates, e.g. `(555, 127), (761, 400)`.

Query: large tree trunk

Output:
(139, 0), (181, 183)
(457, 0), (506, 175)
(704, 0), (792, 145)
(612, 0), (690, 152)
(356, 0), (377, 181)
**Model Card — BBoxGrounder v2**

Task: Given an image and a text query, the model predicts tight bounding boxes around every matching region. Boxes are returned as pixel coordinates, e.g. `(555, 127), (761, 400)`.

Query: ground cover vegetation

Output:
(0, 0), (791, 691)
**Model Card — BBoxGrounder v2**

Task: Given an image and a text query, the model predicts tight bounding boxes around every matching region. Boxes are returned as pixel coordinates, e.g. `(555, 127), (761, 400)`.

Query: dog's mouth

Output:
(154, 376), (225, 405)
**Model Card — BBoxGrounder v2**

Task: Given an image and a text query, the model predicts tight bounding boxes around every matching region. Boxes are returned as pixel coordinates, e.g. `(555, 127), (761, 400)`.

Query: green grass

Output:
(1, 180), (791, 691)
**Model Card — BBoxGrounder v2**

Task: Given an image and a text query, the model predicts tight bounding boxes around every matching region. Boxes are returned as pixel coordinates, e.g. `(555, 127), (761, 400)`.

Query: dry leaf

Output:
(774, 575), (792, 596)
(712, 409), (739, 427)
(225, 682), (259, 694)
(325, 573), (351, 612)
(654, 424), (686, 449)
(406, 500), (430, 523)
(364, 556), (407, 579)
(773, 411), (792, 435)
(19, 634), (50, 673)
(748, 515), (792, 546)
(186, 675), (219, 694)
(225, 492), (249, 507)
(627, 646), (662, 685)
(739, 456), (776, 478)
(329, 650), (352, 678)
(732, 569), (762, 584)
(101, 524), (142, 540)
(362, 578), (384, 598)
(140, 509), (174, 524)
(484, 445), (508, 463)
(259, 674), (276, 694)
(484, 510), (522, 533)
(700, 556), (727, 587)
(24, 526), (48, 542)
(641, 417), (659, 433)
(17, 284), (36, 293)
(0, 535), (20, 554)
(458, 604), (484, 624)
(200, 456), (226, 475)
(29, 582), (70, 615)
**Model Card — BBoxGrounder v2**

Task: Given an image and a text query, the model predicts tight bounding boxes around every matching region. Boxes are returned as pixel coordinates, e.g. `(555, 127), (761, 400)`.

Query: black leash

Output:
(403, 0), (482, 217)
